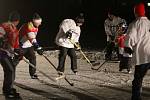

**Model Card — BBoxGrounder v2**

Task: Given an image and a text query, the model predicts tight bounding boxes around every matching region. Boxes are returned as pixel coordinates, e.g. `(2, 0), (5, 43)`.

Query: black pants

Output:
(22, 47), (36, 76)
(0, 55), (19, 93)
(119, 56), (132, 71)
(132, 63), (150, 100)
(57, 47), (77, 72)
(105, 42), (119, 60)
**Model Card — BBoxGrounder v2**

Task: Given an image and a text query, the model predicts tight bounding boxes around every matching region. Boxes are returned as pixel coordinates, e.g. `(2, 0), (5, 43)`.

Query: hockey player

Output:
(124, 3), (150, 100)
(55, 14), (84, 75)
(104, 10), (127, 61)
(116, 25), (132, 73)
(0, 11), (22, 98)
(19, 13), (44, 79)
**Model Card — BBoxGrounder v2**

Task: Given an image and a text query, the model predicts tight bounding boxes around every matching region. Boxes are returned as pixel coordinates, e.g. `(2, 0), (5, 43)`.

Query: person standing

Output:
(124, 3), (150, 100)
(55, 14), (84, 75)
(19, 13), (43, 79)
(0, 11), (22, 98)
(104, 11), (127, 60)
(117, 31), (132, 73)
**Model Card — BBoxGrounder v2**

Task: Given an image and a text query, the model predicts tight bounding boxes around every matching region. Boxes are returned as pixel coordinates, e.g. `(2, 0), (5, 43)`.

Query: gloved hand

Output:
(14, 48), (24, 60)
(33, 42), (44, 55)
(74, 42), (81, 50)
(124, 47), (133, 55)
(66, 30), (72, 39)
(36, 47), (44, 55)
(33, 42), (40, 50)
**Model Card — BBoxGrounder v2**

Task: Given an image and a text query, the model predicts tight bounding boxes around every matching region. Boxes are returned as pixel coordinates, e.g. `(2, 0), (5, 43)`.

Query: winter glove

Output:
(33, 42), (44, 55)
(124, 47), (133, 55)
(66, 30), (72, 39)
(36, 47), (44, 55)
(33, 42), (40, 50)
(14, 48), (24, 60)
(74, 42), (81, 50)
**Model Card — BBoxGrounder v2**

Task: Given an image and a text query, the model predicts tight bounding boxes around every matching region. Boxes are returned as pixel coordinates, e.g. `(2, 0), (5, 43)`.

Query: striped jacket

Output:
(19, 22), (38, 48)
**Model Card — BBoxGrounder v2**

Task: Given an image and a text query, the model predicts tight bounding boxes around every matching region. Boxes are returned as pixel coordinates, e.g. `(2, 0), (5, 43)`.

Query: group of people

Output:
(104, 8), (132, 73)
(0, 10), (84, 99)
(105, 2), (150, 100)
(0, 2), (149, 100)
(0, 12), (43, 98)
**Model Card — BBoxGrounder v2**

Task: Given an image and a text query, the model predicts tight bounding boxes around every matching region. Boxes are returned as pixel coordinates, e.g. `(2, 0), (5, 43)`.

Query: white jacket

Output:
(55, 19), (81, 48)
(104, 17), (126, 41)
(125, 17), (150, 65)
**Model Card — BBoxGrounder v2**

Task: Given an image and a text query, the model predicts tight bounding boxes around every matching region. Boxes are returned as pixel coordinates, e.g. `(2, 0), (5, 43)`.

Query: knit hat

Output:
(134, 3), (145, 17)
(32, 13), (42, 20)
(9, 11), (20, 21)
(75, 13), (84, 23)
(32, 13), (42, 27)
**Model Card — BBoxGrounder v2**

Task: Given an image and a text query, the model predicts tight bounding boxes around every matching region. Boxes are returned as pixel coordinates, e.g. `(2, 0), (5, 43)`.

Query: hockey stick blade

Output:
(55, 75), (65, 80)
(42, 54), (74, 86)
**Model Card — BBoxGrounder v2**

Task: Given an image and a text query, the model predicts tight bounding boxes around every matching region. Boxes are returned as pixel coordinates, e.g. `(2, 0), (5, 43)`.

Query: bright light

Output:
(148, 3), (150, 6)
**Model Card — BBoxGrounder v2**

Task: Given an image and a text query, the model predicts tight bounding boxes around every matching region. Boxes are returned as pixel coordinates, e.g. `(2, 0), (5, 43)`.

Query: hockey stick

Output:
(22, 56), (56, 82)
(55, 75), (65, 80)
(68, 39), (95, 69)
(0, 48), (59, 82)
(42, 54), (74, 86)
(91, 60), (108, 70)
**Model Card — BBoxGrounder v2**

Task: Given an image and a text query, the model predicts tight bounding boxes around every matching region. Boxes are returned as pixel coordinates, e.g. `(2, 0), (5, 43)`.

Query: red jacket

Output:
(19, 22), (38, 43)
(117, 34), (126, 48)
(0, 22), (19, 49)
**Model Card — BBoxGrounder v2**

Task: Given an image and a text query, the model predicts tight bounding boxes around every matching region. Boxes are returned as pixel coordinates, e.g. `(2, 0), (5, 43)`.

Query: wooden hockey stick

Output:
(55, 75), (66, 80)
(22, 56), (56, 82)
(0, 49), (56, 81)
(42, 54), (74, 86)
(91, 60), (108, 70)
(68, 39), (95, 69)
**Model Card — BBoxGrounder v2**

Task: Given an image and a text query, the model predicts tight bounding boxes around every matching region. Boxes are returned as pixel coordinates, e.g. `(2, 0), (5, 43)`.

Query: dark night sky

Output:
(0, 0), (149, 50)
